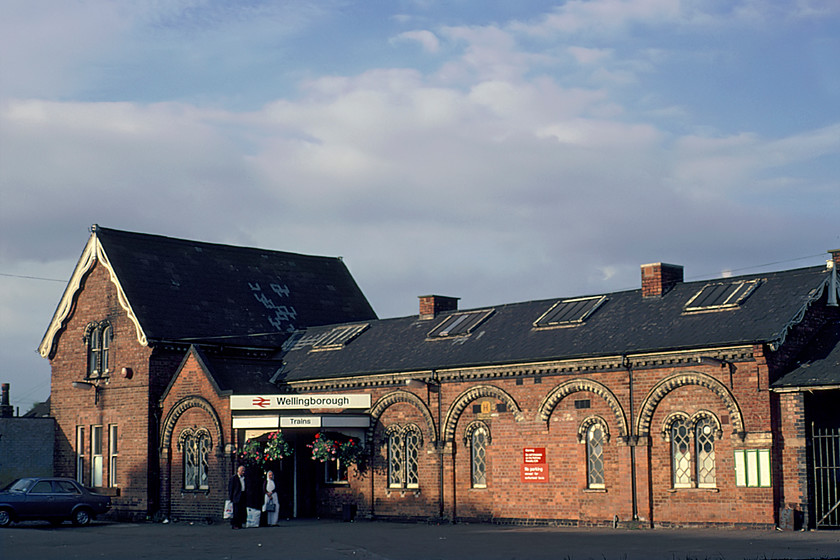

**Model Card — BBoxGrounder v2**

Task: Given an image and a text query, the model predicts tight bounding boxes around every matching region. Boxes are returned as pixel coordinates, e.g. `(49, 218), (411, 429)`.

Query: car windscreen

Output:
(8, 479), (35, 493)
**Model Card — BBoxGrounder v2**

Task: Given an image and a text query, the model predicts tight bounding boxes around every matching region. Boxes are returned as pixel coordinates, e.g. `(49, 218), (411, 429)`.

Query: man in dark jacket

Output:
(228, 465), (247, 529)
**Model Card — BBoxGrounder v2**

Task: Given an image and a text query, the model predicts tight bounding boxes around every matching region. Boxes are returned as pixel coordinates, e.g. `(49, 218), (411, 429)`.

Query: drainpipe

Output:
(435, 371), (445, 521)
(624, 355), (639, 522)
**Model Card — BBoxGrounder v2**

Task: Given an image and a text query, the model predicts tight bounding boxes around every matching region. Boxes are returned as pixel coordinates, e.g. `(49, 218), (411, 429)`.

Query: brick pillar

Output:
(774, 392), (808, 528)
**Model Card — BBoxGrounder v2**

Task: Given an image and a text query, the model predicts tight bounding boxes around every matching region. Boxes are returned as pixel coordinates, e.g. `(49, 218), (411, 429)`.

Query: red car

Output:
(0, 477), (111, 527)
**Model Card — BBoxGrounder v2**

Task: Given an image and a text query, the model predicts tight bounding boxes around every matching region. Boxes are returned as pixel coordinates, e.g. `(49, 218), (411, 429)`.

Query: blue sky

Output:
(1, 0), (838, 411)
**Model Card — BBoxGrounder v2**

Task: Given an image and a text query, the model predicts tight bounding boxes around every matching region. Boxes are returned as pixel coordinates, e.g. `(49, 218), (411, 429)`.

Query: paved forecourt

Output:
(1, 519), (839, 560)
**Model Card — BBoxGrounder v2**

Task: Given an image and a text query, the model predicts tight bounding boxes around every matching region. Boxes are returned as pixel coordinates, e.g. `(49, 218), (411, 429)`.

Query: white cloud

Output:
(391, 29), (441, 53)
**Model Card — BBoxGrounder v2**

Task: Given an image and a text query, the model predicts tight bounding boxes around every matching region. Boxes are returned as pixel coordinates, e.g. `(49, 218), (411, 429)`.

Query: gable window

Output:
(85, 322), (112, 378)
(464, 421), (490, 489)
(387, 424), (421, 489)
(665, 412), (720, 489)
(181, 428), (211, 491)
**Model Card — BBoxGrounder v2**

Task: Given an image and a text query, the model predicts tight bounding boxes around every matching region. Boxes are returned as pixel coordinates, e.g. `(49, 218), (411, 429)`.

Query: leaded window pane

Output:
(388, 432), (403, 488)
(587, 424), (605, 488)
(471, 428), (487, 488)
(671, 420), (691, 488)
(405, 429), (420, 488)
(198, 433), (211, 489)
(184, 438), (197, 490)
(695, 418), (716, 487)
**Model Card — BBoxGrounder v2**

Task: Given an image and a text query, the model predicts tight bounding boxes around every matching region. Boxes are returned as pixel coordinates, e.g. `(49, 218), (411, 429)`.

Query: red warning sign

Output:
(521, 447), (549, 482)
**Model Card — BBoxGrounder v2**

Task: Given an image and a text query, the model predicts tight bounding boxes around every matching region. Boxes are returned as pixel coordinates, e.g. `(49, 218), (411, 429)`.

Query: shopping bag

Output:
(245, 507), (261, 528)
(223, 500), (233, 519)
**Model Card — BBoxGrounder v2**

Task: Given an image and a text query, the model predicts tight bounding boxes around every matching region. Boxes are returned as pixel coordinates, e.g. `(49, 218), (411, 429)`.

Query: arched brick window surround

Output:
(368, 390), (437, 449)
(577, 415), (610, 444)
(443, 385), (522, 445)
(462, 420), (491, 448)
(636, 372), (744, 440)
(660, 410), (722, 442)
(160, 396), (225, 456)
(538, 379), (629, 442)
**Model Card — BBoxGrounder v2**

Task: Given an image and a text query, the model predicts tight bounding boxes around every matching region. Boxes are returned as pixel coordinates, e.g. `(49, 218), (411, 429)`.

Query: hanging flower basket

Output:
(238, 431), (292, 467)
(308, 432), (365, 465)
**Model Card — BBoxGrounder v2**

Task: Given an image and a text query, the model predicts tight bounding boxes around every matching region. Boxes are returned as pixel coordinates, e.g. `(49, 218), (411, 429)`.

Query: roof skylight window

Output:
(428, 310), (494, 338)
(533, 296), (607, 328)
(684, 280), (761, 312)
(311, 323), (369, 350)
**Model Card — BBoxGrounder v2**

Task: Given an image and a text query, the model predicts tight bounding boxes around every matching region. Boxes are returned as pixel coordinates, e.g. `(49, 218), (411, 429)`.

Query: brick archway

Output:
(442, 385), (523, 445)
(538, 378), (629, 442)
(160, 395), (224, 453)
(368, 390), (437, 449)
(635, 372), (745, 440)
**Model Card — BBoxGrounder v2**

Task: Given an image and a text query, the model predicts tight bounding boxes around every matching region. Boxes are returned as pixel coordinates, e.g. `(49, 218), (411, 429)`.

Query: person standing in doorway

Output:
(263, 470), (280, 526)
(228, 465), (247, 529)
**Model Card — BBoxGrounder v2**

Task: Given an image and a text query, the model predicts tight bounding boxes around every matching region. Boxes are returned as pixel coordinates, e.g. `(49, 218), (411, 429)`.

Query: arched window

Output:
(85, 322), (112, 378)
(586, 423), (605, 489)
(671, 417), (692, 488)
(695, 417), (716, 488)
(471, 426), (488, 488)
(665, 412), (719, 489)
(181, 429), (211, 490)
(387, 424), (421, 489)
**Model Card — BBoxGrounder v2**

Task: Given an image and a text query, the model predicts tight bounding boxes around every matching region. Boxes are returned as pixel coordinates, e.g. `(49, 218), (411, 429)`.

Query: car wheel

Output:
(0, 509), (12, 527)
(71, 508), (91, 526)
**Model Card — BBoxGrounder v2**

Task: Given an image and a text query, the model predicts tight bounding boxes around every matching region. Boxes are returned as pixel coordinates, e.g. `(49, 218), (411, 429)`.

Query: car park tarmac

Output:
(1, 518), (839, 560)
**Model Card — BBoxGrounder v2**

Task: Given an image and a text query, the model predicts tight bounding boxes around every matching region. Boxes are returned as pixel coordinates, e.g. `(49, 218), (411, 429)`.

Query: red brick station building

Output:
(39, 226), (840, 529)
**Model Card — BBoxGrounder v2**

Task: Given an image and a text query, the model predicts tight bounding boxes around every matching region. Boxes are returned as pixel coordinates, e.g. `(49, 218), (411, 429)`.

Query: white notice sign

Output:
(231, 394), (371, 411)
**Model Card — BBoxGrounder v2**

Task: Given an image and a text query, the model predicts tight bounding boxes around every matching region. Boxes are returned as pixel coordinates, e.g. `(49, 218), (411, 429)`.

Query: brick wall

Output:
(49, 261), (155, 521)
(305, 354), (781, 528)
(159, 351), (233, 522)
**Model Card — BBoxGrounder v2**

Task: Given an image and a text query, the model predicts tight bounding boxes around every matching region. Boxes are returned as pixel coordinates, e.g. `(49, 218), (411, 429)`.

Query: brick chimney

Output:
(1, 383), (13, 418)
(641, 263), (684, 298)
(829, 249), (840, 269)
(419, 295), (459, 320)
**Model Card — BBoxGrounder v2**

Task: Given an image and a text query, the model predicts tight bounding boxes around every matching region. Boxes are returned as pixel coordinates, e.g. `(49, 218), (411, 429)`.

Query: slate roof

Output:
(772, 320), (840, 389)
(95, 226), (376, 348)
(191, 347), (282, 395)
(273, 265), (833, 384)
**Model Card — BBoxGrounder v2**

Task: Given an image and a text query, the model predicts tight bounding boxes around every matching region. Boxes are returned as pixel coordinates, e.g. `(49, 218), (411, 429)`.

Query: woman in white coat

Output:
(262, 470), (280, 526)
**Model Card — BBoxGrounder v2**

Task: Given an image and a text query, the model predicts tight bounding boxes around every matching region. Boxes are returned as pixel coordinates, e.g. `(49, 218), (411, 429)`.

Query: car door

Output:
(22, 480), (56, 518)
(52, 480), (82, 517)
